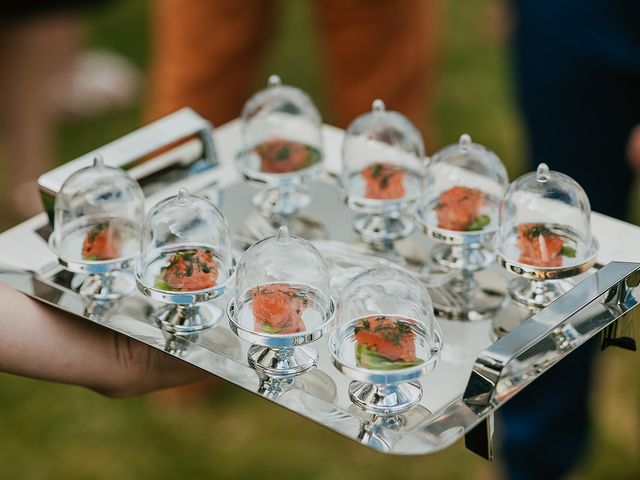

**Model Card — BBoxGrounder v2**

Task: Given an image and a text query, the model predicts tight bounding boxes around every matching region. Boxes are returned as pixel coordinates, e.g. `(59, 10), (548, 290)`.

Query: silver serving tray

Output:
(0, 112), (637, 458)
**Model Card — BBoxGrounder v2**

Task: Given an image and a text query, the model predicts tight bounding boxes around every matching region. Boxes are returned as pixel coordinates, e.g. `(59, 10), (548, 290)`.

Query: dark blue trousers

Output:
(502, 1), (640, 478)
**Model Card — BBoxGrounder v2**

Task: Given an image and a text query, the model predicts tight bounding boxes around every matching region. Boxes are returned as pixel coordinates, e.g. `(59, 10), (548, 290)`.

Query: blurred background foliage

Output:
(0, 1), (638, 479)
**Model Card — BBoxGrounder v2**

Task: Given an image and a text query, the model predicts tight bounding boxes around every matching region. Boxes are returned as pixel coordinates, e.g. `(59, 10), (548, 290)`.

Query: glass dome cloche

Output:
(227, 226), (335, 377)
(237, 74), (324, 218)
(340, 99), (425, 246)
(329, 262), (442, 415)
(49, 153), (144, 300)
(136, 187), (234, 333)
(495, 163), (598, 308)
(416, 134), (509, 320)
(417, 133), (508, 261)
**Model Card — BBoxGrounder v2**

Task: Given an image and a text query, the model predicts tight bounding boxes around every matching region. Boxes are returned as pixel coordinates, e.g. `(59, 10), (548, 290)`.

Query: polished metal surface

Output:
(464, 261), (640, 409)
(506, 277), (574, 308)
(416, 205), (493, 246)
(1, 120), (639, 458)
(37, 108), (217, 219)
(154, 302), (220, 333)
(416, 202), (509, 321)
(348, 381), (424, 415)
(497, 251), (598, 281)
(428, 269), (508, 321)
(74, 271), (136, 301)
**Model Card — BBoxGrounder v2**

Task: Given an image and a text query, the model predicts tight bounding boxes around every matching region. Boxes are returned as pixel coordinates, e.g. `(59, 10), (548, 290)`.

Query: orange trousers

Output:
(147, 0), (442, 142)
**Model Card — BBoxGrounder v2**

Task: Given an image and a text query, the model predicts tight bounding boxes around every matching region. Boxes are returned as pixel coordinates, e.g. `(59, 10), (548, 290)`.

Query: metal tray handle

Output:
(464, 261), (639, 408)
(37, 108), (218, 218)
(461, 261), (639, 459)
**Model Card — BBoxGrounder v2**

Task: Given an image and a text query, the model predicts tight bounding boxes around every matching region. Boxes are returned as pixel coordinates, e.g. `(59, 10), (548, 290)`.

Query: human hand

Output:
(0, 284), (208, 397)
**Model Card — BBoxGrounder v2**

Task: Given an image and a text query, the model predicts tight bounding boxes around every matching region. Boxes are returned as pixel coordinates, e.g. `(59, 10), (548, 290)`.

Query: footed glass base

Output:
(353, 213), (415, 245)
(248, 345), (318, 377)
(509, 278), (573, 308)
(428, 269), (507, 321)
(348, 381), (423, 415)
(76, 271), (135, 301)
(155, 303), (220, 333)
(431, 243), (494, 272)
(163, 331), (201, 356)
(243, 210), (327, 243)
(252, 184), (311, 217)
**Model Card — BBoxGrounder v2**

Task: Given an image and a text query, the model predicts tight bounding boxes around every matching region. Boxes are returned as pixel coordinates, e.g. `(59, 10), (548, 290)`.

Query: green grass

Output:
(1, 0), (638, 478)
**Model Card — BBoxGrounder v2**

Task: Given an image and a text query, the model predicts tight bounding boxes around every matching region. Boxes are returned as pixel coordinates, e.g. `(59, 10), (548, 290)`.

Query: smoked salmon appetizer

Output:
(82, 224), (121, 260)
(254, 138), (320, 174)
(251, 283), (308, 334)
(361, 163), (406, 200)
(434, 186), (490, 231)
(155, 248), (218, 291)
(517, 223), (576, 267)
(354, 316), (424, 370)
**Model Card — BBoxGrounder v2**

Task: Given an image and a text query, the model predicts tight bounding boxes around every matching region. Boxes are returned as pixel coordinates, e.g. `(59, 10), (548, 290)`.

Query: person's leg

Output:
(145, 0), (281, 406)
(500, 339), (600, 480)
(0, 13), (83, 220)
(312, 0), (443, 145)
(146, 0), (279, 126)
(512, 0), (640, 218)
(503, 2), (640, 478)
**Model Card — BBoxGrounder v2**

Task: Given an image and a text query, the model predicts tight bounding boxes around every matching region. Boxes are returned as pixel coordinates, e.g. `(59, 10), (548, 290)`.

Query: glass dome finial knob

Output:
(371, 99), (386, 113)
(177, 187), (191, 205)
(276, 225), (290, 245)
(267, 74), (282, 88)
(92, 153), (105, 168)
(458, 134), (472, 153)
(375, 259), (394, 278)
(536, 163), (550, 183)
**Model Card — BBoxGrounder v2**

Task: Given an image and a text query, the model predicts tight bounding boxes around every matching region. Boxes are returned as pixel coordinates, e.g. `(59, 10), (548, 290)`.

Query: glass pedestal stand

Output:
(243, 209), (327, 244)
(508, 277), (573, 308)
(492, 255), (598, 339)
(252, 183), (312, 218)
(227, 297), (335, 378)
(353, 212), (415, 246)
(155, 303), (218, 334)
(137, 273), (231, 334)
(330, 324), (442, 416)
(248, 345), (319, 378)
(349, 381), (423, 416)
(72, 270), (135, 301)
(426, 243), (506, 321)
(55, 246), (136, 302)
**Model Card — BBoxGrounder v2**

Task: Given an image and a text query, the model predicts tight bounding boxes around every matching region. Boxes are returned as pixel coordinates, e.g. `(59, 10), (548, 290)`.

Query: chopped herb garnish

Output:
(379, 173), (395, 190)
(278, 288), (309, 303)
(354, 317), (412, 345)
(305, 146), (321, 167)
(275, 145), (291, 161)
(86, 223), (107, 241)
(154, 279), (177, 291)
(524, 224), (553, 240)
(355, 344), (424, 370)
(156, 248), (217, 290)
(260, 323), (286, 334)
(560, 245), (576, 258)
